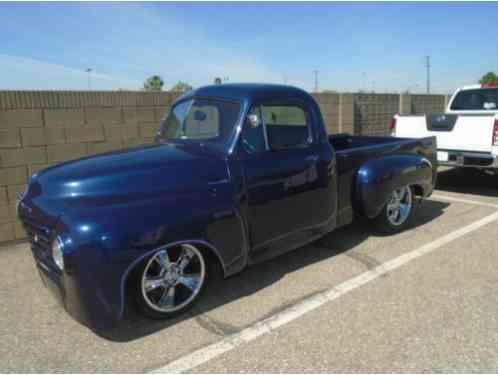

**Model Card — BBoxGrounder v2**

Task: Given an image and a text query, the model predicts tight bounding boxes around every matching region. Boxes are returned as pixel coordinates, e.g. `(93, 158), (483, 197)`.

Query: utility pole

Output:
(313, 70), (318, 93)
(425, 56), (431, 94)
(85, 68), (92, 90)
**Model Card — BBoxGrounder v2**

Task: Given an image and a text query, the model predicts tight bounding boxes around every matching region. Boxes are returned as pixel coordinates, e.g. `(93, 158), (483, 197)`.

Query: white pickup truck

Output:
(392, 84), (498, 171)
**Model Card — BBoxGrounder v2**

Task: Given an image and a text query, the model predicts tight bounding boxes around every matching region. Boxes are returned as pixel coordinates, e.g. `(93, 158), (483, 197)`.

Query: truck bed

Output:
(329, 134), (397, 151)
(329, 133), (434, 154)
(329, 133), (437, 226)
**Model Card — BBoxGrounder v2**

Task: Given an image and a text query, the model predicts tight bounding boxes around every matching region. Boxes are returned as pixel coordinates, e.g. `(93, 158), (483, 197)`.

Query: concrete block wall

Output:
(353, 93), (400, 136)
(411, 94), (447, 114)
(313, 93), (340, 133)
(351, 93), (447, 136)
(0, 90), (179, 243)
(0, 90), (446, 244)
(312, 93), (355, 135)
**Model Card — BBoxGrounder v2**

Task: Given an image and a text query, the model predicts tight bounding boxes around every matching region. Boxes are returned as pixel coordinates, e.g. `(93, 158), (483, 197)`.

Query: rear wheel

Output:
(133, 244), (209, 319)
(373, 185), (414, 234)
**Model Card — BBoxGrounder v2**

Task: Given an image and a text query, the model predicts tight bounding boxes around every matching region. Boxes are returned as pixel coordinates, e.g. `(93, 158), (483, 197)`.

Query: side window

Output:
(261, 105), (310, 149)
(240, 107), (266, 154)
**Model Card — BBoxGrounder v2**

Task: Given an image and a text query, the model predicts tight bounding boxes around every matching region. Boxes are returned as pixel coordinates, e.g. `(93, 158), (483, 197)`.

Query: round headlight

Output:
(52, 238), (64, 271)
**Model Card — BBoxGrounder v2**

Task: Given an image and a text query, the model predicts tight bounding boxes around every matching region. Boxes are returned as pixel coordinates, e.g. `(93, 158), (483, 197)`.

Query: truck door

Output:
(239, 101), (336, 252)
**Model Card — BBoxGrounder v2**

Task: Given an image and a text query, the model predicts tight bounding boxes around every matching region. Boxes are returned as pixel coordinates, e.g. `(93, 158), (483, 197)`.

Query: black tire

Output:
(131, 244), (213, 320)
(372, 185), (415, 234)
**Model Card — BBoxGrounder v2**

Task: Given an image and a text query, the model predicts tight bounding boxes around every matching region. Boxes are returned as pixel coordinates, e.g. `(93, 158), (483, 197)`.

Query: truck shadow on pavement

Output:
(436, 168), (498, 197)
(98, 199), (449, 342)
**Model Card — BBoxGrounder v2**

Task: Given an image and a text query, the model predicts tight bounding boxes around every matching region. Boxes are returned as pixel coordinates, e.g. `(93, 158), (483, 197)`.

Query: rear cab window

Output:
(450, 88), (498, 111)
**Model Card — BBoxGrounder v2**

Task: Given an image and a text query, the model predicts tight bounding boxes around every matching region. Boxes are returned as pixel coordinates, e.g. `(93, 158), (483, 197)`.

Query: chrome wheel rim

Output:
(386, 186), (412, 226)
(141, 244), (206, 313)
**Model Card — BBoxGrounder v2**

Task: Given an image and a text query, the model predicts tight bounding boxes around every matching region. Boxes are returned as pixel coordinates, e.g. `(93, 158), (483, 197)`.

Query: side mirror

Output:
(247, 113), (260, 128)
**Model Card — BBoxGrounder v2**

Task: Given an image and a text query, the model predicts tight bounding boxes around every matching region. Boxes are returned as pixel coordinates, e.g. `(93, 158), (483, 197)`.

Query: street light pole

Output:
(313, 70), (318, 93)
(425, 56), (431, 94)
(85, 68), (92, 90)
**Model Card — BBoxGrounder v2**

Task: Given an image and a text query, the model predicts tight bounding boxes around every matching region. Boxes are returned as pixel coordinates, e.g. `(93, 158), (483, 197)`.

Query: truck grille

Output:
(23, 219), (53, 259)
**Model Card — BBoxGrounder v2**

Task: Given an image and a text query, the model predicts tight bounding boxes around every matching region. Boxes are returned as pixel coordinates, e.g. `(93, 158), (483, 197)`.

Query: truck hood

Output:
(26, 143), (228, 206)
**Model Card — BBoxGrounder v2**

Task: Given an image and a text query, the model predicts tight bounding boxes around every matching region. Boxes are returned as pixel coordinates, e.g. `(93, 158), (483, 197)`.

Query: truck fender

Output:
(355, 154), (433, 219)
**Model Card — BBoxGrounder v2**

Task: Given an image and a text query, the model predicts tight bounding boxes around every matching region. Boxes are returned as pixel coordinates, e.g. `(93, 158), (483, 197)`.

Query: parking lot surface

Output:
(1, 167), (498, 372)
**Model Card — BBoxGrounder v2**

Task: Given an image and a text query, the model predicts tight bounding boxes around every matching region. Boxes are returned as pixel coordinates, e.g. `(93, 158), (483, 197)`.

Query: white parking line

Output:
(431, 193), (498, 209)
(151, 210), (498, 373)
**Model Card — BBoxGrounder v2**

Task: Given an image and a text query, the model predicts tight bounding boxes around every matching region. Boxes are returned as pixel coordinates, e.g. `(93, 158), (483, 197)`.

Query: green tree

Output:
(479, 72), (498, 85)
(171, 81), (193, 93)
(143, 75), (164, 91)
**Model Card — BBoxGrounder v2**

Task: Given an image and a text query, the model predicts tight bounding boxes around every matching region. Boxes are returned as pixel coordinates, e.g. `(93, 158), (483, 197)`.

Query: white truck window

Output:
(450, 88), (498, 111)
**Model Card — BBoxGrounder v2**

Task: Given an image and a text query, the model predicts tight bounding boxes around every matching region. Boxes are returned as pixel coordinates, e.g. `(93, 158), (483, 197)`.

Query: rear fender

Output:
(355, 155), (434, 219)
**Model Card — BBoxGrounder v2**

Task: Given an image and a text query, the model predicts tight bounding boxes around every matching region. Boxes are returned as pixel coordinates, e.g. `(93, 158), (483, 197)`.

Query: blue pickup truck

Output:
(18, 84), (437, 329)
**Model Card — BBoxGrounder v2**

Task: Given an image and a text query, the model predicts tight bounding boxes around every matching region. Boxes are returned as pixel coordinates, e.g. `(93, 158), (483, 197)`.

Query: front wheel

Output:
(132, 244), (208, 319)
(372, 185), (414, 234)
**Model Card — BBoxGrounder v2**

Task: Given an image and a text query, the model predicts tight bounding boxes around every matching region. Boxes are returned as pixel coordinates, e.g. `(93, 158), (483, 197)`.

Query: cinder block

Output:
(47, 143), (87, 164)
(139, 123), (159, 138)
(123, 107), (155, 124)
(0, 204), (10, 224)
(0, 129), (21, 148)
(0, 147), (47, 167)
(0, 109), (43, 128)
(399, 94), (411, 114)
(104, 124), (139, 140)
(44, 108), (85, 127)
(21, 127), (66, 146)
(0, 166), (27, 186)
(85, 107), (122, 126)
(6, 184), (26, 203)
(155, 106), (171, 122)
(45, 127), (66, 145)
(20, 128), (44, 146)
(0, 222), (15, 243)
(87, 141), (123, 155)
(122, 138), (146, 149)
(66, 126), (104, 143)
(0, 187), (7, 204)
(14, 221), (26, 239)
(8, 202), (17, 221)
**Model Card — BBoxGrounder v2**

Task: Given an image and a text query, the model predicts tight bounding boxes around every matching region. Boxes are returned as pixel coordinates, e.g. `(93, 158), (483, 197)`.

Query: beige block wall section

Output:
(0, 91), (179, 243)
(0, 90), (446, 244)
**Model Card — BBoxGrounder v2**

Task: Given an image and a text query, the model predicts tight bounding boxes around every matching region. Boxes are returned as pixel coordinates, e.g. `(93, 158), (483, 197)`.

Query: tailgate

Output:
(395, 114), (495, 153)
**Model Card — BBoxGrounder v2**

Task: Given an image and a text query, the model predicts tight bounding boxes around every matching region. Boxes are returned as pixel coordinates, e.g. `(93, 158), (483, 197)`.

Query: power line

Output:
(425, 56), (431, 94)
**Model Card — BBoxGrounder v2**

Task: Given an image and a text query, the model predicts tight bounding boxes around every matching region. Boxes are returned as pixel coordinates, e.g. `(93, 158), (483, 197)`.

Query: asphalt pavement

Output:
(1, 167), (497, 372)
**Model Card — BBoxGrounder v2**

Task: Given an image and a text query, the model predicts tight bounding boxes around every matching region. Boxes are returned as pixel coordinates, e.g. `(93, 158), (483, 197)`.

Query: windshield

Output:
(157, 98), (241, 150)
(450, 88), (498, 111)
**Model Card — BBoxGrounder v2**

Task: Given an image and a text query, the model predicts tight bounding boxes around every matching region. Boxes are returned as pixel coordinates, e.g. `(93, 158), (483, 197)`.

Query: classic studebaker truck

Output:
(18, 84), (437, 329)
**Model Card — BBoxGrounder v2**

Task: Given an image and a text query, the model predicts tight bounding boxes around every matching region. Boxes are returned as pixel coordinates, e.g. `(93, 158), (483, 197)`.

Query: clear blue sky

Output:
(1, 2), (497, 93)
